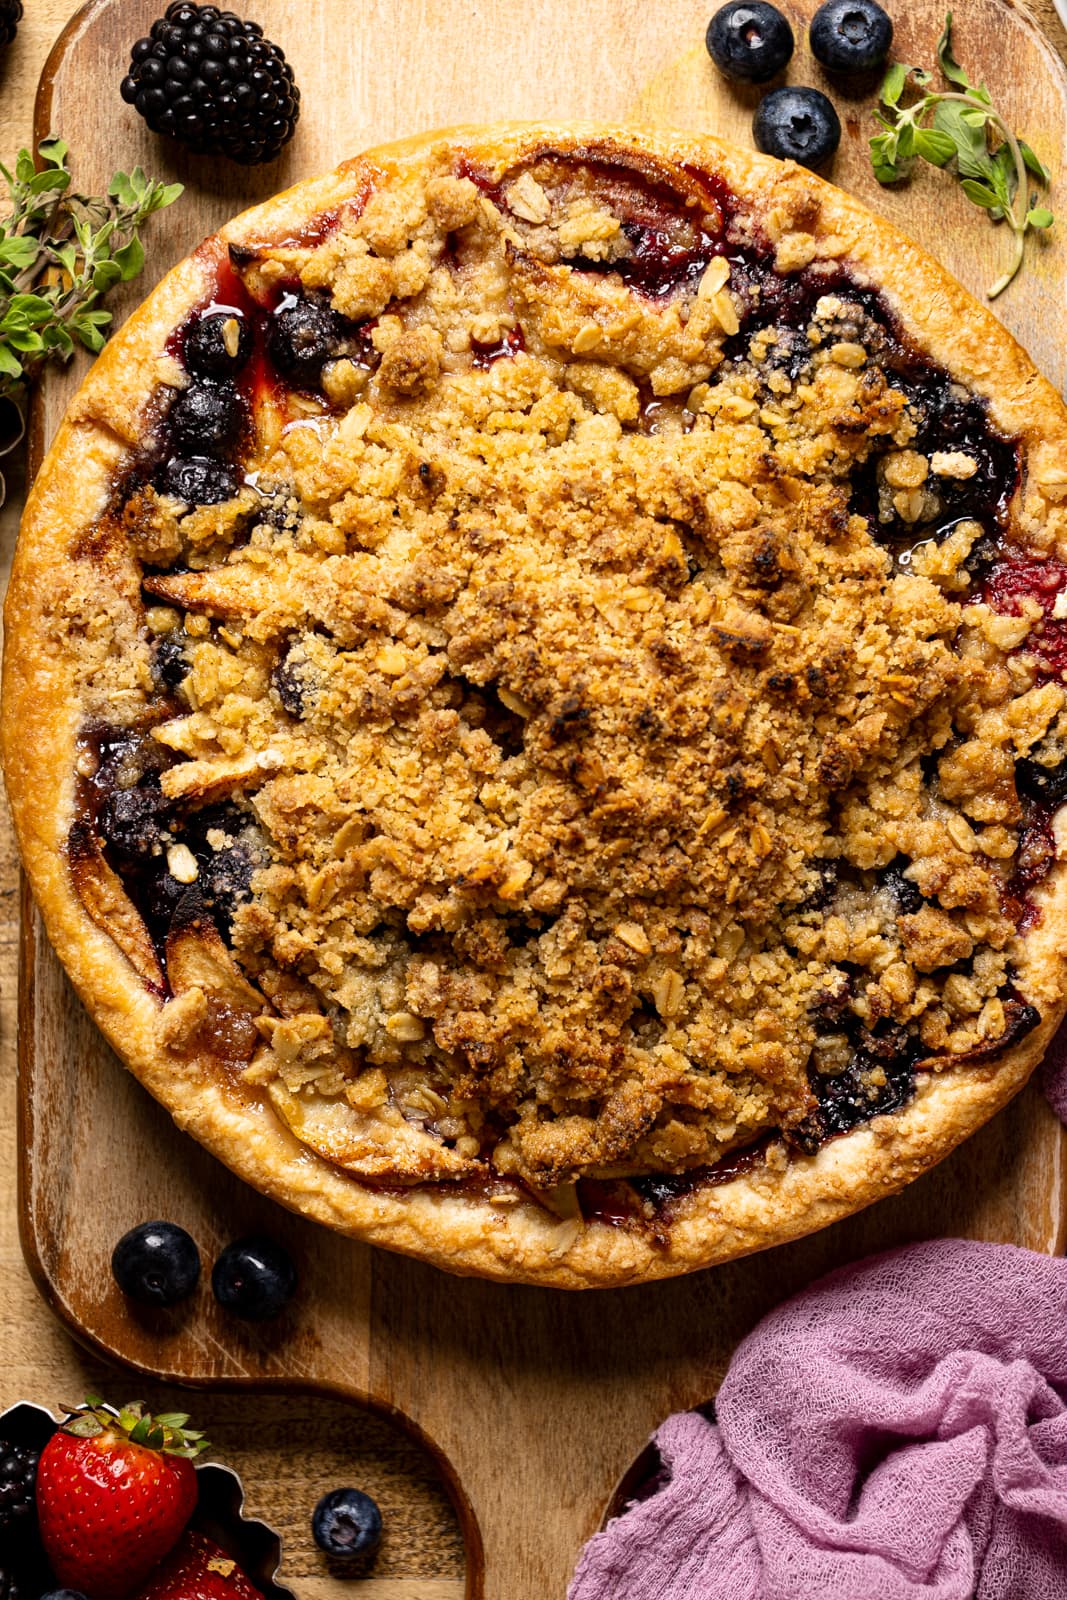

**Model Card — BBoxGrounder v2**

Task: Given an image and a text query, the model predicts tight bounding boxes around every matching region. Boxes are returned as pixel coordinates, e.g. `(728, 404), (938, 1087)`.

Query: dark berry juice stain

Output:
(1016, 753), (1067, 807)
(717, 258), (1020, 552)
(1003, 801), (1058, 929)
(271, 639), (310, 718)
(274, 206), (342, 252)
(454, 678), (527, 757)
(796, 856), (839, 912)
(151, 633), (188, 691)
(77, 722), (170, 815)
(627, 1135), (774, 1221)
(72, 722), (262, 958)
(464, 146), (733, 301)
(878, 855), (924, 913)
(982, 554), (1067, 683)
(790, 1036), (921, 1154)
(951, 992), (1041, 1062)
(574, 216), (723, 299)
(471, 325), (525, 367)
(574, 1180), (636, 1228)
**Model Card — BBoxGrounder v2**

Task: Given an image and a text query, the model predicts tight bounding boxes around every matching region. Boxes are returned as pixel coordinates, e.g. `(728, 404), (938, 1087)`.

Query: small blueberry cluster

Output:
(112, 1222), (297, 1321)
(706, 0), (894, 167)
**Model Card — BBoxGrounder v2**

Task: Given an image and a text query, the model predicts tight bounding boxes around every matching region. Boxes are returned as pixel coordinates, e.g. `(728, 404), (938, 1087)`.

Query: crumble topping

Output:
(52, 142), (1061, 1194)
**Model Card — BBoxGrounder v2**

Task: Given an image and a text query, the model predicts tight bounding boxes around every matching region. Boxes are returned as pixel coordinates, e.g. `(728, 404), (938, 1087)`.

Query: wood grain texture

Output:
(9, 1), (1067, 1595)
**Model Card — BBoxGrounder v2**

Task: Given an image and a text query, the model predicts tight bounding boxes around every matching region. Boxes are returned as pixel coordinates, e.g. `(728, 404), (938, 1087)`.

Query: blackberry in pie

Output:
(6, 125), (1067, 1286)
(0, 1441), (39, 1536)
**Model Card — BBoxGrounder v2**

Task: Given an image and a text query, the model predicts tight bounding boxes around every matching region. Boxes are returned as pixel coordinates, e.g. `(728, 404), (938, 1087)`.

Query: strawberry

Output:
(36, 1400), (208, 1600)
(131, 1531), (264, 1599)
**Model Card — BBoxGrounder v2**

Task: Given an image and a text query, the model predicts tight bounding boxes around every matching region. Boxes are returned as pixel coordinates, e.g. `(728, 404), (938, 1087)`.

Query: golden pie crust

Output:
(6, 122), (1067, 1287)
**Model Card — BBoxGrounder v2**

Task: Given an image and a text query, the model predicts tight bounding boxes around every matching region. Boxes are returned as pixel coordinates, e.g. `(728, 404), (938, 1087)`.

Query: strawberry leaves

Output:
(61, 1398), (210, 1460)
(0, 137), (181, 403)
(869, 12), (1053, 297)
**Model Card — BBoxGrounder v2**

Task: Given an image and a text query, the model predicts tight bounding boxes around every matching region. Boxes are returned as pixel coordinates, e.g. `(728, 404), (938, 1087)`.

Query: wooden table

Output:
(0, 3), (1065, 1595)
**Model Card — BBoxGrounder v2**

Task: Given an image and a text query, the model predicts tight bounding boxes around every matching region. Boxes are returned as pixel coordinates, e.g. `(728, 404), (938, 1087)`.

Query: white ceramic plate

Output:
(1055, 0), (1067, 35)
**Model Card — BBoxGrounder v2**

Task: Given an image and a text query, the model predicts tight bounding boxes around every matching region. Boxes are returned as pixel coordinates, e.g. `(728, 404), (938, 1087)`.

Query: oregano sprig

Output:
(869, 14), (1053, 298)
(0, 137), (182, 402)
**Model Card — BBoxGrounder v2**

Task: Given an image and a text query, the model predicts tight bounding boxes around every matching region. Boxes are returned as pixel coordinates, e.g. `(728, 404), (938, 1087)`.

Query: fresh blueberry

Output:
(212, 1235), (297, 1320)
(167, 379), (244, 453)
(268, 296), (343, 388)
(311, 1487), (383, 1559)
(184, 309), (253, 376)
(810, 0), (893, 73)
(156, 454), (241, 505)
(753, 86), (841, 167)
(706, 1), (794, 84)
(41, 1592), (92, 1599)
(112, 1221), (201, 1307)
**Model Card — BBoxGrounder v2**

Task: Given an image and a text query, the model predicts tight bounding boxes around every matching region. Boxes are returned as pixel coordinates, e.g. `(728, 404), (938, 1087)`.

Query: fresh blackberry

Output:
(0, 0), (22, 51)
(120, 3), (300, 165)
(0, 1441), (39, 1539)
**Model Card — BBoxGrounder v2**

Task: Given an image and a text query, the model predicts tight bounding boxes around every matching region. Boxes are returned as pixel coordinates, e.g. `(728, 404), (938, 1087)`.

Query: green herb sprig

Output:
(0, 137), (182, 402)
(869, 14), (1053, 298)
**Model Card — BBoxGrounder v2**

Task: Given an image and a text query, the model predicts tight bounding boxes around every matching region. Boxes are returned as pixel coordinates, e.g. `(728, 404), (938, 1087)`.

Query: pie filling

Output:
(55, 142), (1063, 1225)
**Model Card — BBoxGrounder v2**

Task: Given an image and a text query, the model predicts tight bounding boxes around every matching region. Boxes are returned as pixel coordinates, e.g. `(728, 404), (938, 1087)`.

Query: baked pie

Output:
(6, 123), (1067, 1286)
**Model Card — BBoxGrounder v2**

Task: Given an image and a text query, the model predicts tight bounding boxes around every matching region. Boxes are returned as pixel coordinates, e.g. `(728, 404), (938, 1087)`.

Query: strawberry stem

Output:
(60, 1399), (210, 1460)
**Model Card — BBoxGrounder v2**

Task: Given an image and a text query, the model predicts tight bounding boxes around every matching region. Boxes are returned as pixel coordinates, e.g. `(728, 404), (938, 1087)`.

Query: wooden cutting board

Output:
(17, 0), (1067, 1594)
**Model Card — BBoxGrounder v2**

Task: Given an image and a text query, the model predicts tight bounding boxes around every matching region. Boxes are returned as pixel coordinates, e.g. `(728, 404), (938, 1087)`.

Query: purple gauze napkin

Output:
(569, 1240), (1067, 1600)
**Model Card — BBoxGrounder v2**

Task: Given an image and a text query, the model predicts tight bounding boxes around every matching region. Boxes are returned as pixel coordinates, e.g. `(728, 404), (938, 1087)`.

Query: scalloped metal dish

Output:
(0, 1402), (296, 1598)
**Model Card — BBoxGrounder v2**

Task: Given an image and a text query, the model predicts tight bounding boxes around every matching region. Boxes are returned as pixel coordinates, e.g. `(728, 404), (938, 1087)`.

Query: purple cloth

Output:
(570, 1242), (1067, 1600)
